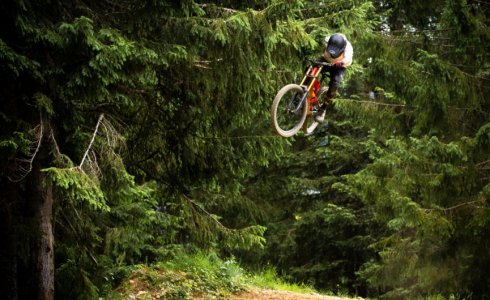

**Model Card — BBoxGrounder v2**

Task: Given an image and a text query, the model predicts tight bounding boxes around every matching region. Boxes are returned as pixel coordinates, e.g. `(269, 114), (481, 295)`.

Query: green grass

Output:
(247, 267), (317, 294)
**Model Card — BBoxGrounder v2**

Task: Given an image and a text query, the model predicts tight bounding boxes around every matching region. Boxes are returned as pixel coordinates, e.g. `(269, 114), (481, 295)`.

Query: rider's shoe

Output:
(314, 108), (326, 123)
(314, 104), (328, 123)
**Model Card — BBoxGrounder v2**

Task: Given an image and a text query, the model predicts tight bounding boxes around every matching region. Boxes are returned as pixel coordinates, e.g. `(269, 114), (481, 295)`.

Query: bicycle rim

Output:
(271, 84), (308, 137)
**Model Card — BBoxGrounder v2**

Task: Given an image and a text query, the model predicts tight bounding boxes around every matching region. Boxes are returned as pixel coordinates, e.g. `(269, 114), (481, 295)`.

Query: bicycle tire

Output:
(271, 84), (308, 137)
(302, 87), (328, 135)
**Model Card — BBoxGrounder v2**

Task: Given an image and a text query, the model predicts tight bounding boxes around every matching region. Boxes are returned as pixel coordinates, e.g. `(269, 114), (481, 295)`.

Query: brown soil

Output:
(228, 288), (360, 300)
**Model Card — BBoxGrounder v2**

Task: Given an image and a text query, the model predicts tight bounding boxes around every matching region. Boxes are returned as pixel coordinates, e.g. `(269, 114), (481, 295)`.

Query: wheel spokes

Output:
(276, 91), (305, 132)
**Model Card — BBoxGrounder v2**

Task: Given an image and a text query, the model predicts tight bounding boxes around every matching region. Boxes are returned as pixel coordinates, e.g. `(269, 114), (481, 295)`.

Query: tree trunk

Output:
(0, 194), (18, 300)
(1, 144), (54, 300)
(26, 142), (54, 300)
(35, 177), (54, 300)
(31, 147), (54, 300)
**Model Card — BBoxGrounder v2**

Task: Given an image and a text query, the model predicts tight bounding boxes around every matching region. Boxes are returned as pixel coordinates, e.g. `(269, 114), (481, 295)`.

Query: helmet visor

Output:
(326, 44), (344, 58)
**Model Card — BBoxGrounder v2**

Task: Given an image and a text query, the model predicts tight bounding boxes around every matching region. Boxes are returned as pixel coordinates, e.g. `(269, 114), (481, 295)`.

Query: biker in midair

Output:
(314, 33), (353, 123)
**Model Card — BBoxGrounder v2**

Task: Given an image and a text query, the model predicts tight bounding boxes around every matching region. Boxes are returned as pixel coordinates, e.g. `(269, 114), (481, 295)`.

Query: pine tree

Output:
(338, 0), (490, 298)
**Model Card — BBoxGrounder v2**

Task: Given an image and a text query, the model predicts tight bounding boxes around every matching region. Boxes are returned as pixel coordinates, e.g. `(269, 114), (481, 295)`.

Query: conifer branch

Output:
(423, 199), (486, 212)
(60, 207), (98, 265)
(183, 194), (229, 231)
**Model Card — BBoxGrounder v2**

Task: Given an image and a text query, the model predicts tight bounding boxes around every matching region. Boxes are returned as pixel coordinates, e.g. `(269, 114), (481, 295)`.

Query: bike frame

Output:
(289, 64), (324, 114)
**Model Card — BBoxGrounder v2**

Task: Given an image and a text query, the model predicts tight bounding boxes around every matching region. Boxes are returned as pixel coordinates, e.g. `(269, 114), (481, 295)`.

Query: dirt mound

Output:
(228, 288), (360, 300)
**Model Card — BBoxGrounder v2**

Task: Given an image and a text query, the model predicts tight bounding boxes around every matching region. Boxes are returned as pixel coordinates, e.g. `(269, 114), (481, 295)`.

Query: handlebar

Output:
(308, 59), (333, 67)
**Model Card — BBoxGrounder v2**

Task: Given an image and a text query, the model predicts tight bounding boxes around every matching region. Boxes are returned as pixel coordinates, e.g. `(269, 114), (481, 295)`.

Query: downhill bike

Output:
(271, 60), (333, 137)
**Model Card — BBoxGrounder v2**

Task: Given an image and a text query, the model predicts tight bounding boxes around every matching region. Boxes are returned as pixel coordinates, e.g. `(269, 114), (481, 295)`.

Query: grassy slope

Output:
(108, 252), (352, 300)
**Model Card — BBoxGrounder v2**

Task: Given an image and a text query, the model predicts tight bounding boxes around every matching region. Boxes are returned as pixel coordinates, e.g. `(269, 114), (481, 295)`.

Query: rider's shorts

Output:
(326, 67), (346, 88)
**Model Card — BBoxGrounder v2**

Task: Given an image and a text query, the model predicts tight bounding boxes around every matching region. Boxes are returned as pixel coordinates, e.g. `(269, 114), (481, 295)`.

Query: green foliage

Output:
(174, 194), (267, 251)
(113, 251), (248, 299)
(242, 106), (376, 296)
(1, 0), (489, 299)
(0, 131), (33, 157)
(55, 260), (100, 300)
(112, 251), (321, 299)
(342, 128), (489, 299)
(240, 0), (488, 299)
(43, 167), (108, 211)
(333, 0), (490, 297)
(0, 38), (41, 78)
(248, 266), (316, 294)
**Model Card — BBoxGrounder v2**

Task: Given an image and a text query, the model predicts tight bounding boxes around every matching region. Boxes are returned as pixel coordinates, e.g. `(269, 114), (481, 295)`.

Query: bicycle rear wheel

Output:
(271, 84), (308, 137)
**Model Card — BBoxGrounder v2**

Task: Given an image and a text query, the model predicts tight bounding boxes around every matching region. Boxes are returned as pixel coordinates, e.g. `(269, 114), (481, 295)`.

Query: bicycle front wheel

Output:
(271, 84), (308, 137)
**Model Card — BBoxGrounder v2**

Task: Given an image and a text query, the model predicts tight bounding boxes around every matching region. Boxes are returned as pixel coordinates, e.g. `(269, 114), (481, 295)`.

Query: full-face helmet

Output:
(324, 33), (346, 58)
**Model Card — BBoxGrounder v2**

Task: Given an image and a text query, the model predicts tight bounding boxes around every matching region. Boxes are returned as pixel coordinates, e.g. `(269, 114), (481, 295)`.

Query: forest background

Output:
(0, 0), (489, 299)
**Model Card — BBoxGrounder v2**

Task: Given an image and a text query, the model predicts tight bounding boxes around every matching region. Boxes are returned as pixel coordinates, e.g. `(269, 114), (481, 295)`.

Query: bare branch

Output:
(476, 160), (490, 169)
(337, 98), (406, 107)
(197, 3), (237, 15)
(79, 114), (104, 170)
(192, 57), (224, 69)
(8, 113), (44, 182)
(76, 113), (125, 180)
(49, 129), (62, 158)
(423, 199), (487, 212)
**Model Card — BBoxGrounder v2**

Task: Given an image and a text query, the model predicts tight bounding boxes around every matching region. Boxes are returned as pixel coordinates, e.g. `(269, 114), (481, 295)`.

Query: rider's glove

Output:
(334, 61), (344, 68)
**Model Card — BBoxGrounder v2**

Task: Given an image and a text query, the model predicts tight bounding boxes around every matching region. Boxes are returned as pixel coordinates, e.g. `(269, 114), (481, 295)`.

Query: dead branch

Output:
(423, 198), (487, 212)
(78, 114), (104, 170)
(8, 113), (44, 182)
(337, 98), (406, 107)
(197, 4), (237, 15)
(76, 113), (125, 179)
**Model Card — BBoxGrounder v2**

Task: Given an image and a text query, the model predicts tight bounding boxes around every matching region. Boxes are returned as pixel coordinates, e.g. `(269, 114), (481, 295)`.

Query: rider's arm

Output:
(316, 55), (327, 63)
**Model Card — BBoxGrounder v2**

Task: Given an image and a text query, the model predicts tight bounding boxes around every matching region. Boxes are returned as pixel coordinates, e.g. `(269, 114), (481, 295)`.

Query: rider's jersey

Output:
(322, 34), (353, 67)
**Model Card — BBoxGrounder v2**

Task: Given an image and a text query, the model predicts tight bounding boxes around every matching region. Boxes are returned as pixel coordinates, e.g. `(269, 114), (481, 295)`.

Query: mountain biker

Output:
(314, 33), (353, 123)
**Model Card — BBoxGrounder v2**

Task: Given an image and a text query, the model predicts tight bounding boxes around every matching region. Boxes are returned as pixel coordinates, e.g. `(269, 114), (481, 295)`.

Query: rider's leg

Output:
(314, 68), (345, 122)
(320, 86), (337, 109)
(326, 86), (337, 102)
(325, 67), (345, 105)
(315, 86), (336, 114)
